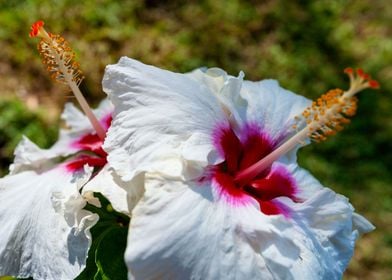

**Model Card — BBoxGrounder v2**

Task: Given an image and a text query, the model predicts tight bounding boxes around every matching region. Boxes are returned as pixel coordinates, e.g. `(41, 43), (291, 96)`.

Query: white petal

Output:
(125, 174), (356, 280)
(10, 136), (59, 174)
(280, 161), (324, 201)
(82, 165), (145, 216)
(103, 57), (226, 181)
(10, 99), (113, 175)
(10, 133), (84, 174)
(285, 188), (366, 276)
(185, 67), (228, 94)
(61, 98), (113, 132)
(280, 162), (374, 275)
(50, 98), (113, 157)
(186, 68), (247, 127)
(352, 212), (375, 233)
(241, 79), (311, 142)
(61, 102), (87, 131)
(0, 166), (98, 279)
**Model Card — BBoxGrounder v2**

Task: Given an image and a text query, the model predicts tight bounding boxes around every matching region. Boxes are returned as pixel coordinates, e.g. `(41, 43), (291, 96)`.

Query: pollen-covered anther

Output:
(299, 67), (380, 142)
(32, 22), (84, 86)
(302, 88), (359, 142)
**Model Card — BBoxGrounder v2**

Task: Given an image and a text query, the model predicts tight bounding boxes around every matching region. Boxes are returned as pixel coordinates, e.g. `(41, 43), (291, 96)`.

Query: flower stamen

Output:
(30, 20), (106, 140)
(235, 68), (379, 184)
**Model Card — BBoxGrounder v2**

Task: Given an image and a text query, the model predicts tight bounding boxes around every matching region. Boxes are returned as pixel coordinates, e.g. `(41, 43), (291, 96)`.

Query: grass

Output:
(0, 0), (391, 278)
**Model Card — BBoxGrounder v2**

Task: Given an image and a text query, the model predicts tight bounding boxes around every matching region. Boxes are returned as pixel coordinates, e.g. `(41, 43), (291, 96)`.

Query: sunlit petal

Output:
(0, 165), (98, 279)
(82, 165), (144, 216)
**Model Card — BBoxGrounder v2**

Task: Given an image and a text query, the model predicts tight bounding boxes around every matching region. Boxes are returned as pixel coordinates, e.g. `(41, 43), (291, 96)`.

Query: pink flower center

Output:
(66, 114), (112, 171)
(212, 124), (299, 216)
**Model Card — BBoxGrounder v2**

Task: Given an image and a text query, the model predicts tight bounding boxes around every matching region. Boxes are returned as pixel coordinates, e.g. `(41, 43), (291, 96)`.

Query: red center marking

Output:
(66, 115), (112, 172)
(212, 124), (299, 216)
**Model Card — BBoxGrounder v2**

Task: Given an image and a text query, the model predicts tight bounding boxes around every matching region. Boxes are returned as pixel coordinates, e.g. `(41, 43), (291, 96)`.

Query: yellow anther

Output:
(35, 30), (84, 86)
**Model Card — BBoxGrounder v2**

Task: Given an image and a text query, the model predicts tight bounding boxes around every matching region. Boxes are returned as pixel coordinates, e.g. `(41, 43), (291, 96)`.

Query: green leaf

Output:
(75, 223), (108, 280)
(94, 226), (128, 280)
(76, 193), (129, 280)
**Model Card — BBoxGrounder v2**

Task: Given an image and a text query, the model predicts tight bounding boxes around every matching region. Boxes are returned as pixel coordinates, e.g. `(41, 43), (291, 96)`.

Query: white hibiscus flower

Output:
(0, 99), (116, 279)
(0, 21), (144, 279)
(103, 57), (375, 279)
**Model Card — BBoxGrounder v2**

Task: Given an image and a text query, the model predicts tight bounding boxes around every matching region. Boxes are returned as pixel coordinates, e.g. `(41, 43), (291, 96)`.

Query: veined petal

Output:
(82, 165), (145, 216)
(61, 102), (87, 131)
(126, 176), (279, 280)
(352, 212), (375, 233)
(125, 171), (364, 280)
(10, 136), (59, 174)
(103, 57), (227, 181)
(103, 58), (312, 182)
(241, 80), (311, 144)
(103, 58), (314, 183)
(10, 133), (84, 174)
(270, 161), (374, 276)
(0, 165), (98, 279)
(10, 99), (112, 174)
(287, 189), (374, 276)
(187, 72), (311, 151)
(61, 98), (113, 133)
(50, 98), (113, 156)
(276, 161), (324, 201)
(186, 68), (247, 127)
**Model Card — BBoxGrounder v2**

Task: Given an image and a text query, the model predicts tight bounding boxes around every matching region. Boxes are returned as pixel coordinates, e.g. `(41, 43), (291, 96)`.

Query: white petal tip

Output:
(353, 212), (375, 234)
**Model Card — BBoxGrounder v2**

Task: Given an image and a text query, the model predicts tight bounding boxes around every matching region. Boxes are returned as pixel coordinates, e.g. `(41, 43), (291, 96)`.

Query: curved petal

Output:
(286, 189), (374, 276)
(241, 80), (311, 143)
(0, 165), (98, 279)
(10, 99), (112, 175)
(186, 68), (247, 128)
(188, 71), (311, 147)
(273, 161), (375, 275)
(277, 161), (324, 201)
(103, 58), (312, 183)
(61, 98), (113, 132)
(103, 57), (227, 181)
(61, 102), (87, 131)
(10, 136), (59, 174)
(125, 172), (364, 280)
(9, 132), (85, 174)
(82, 165), (145, 216)
(352, 212), (375, 233)
(126, 176), (281, 280)
(50, 98), (113, 157)
(288, 163), (374, 235)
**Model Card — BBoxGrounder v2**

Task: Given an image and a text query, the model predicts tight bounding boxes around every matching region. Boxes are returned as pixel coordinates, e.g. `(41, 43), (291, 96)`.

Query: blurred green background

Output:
(0, 0), (390, 279)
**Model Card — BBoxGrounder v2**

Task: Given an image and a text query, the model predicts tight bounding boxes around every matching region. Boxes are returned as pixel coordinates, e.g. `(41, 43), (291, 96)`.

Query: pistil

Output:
(30, 21), (106, 140)
(235, 68), (379, 184)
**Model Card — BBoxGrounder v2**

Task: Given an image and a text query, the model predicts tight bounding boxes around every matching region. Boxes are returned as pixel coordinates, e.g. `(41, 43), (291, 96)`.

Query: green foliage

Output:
(76, 194), (128, 280)
(0, 0), (390, 278)
(94, 226), (128, 279)
(0, 99), (57, 176)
